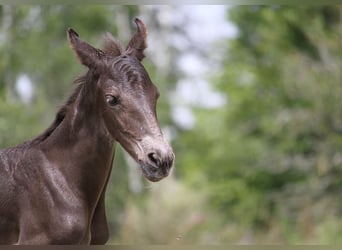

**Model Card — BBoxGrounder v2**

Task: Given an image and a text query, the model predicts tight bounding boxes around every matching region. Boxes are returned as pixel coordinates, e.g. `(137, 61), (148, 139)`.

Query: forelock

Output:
(102, 32), (123, 57)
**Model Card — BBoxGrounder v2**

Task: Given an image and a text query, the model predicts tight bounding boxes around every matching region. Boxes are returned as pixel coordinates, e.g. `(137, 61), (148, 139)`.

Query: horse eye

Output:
(106, 95), (120, 107)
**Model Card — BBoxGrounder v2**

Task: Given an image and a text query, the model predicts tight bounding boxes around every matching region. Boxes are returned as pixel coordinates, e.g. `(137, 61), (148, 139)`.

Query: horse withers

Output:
(0, 18), (174, 244)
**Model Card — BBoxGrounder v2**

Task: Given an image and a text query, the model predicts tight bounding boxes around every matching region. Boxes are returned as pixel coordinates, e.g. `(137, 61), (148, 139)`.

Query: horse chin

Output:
(139, 162), (167, 182)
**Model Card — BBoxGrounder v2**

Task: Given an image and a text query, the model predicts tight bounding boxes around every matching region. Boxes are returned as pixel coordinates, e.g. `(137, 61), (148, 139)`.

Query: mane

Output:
(28, 31), (122, 146)
(29, 76), (86, 145)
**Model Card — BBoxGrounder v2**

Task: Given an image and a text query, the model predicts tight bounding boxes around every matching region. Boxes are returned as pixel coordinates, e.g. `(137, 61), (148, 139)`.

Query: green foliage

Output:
(175, 6), (342, 243)
(1, 5), (341, 244)
(0, 99), (46, 147)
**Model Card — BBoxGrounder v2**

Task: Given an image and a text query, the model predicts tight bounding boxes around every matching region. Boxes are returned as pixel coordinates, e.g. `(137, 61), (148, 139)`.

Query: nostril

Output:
(148, 152), (160, 168)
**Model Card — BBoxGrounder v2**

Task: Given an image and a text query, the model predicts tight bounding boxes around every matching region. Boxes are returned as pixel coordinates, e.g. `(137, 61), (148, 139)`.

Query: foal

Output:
(0, 18), (174, 244)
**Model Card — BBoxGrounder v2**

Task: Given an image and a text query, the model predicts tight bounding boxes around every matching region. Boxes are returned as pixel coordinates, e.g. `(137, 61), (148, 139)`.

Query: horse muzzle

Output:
(139, 149), (174, 182)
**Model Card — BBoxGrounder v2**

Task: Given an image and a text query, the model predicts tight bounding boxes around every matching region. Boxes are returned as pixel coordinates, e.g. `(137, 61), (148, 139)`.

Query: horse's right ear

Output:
(67, 28), (104, 68)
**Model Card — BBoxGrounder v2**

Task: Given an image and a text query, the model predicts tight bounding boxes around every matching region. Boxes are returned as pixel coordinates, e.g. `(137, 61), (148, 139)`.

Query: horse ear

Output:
(67, 28), (104, 68)
(125, 18), (147, 61)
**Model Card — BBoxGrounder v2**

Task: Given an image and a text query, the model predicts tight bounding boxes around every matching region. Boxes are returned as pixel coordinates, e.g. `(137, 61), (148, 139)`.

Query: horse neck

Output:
(40, 83), (115, 200)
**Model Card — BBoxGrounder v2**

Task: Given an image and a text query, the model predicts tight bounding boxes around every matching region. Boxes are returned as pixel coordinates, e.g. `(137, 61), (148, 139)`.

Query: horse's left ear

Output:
(67, 28), (104, 68)
(125, 18), (147, 61)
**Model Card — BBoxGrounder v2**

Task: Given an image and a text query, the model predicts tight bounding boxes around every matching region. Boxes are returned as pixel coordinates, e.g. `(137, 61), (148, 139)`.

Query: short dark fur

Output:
(0, 18), (174, 245)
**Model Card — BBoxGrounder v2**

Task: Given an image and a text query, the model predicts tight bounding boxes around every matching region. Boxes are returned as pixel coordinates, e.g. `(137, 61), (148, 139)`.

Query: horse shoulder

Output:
(13, 147), (90, 244)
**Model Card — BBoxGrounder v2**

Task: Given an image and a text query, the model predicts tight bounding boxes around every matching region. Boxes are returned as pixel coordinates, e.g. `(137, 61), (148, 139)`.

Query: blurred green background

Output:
(0, 5), (341, 244)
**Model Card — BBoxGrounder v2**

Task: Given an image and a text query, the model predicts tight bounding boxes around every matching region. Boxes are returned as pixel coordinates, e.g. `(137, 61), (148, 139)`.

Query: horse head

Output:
(67, 18), (174, 182)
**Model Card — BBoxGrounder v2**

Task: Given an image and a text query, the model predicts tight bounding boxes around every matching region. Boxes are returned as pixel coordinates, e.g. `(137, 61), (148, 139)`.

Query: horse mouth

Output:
(139, 161), (169, 182)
